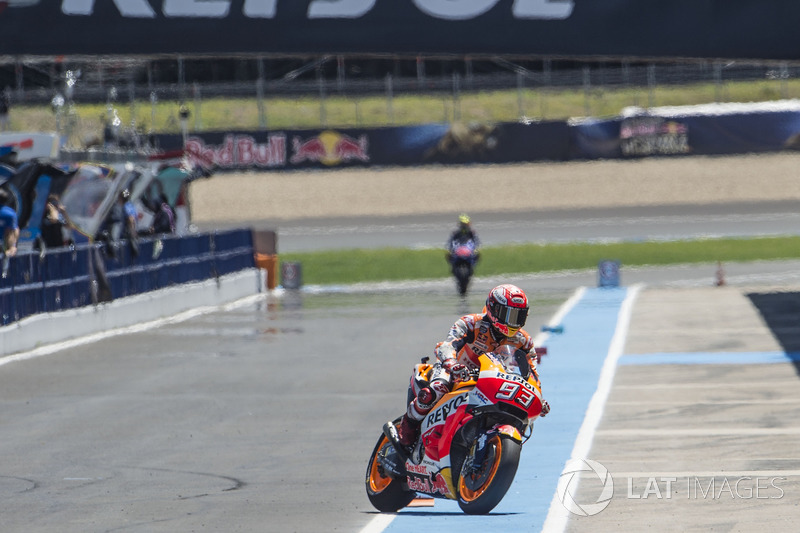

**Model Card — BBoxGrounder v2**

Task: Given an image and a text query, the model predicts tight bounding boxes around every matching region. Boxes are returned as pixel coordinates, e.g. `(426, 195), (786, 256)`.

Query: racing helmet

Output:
(458, 213), (471, 225)
(485, 284), (529, 337)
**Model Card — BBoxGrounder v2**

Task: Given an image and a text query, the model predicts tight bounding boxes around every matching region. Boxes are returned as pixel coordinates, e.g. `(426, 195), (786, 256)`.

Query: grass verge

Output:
(279, 236), (800, 285)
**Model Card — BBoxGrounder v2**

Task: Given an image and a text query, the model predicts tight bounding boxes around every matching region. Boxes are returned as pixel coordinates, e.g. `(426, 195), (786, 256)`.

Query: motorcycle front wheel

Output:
(453, 262), (471, 295)
(365, 433), (416, 512)
(457, 434), (521, 515)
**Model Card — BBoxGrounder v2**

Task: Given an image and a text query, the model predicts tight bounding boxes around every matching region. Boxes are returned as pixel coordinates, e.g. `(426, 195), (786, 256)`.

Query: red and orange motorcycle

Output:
(366, 346), (546, 515)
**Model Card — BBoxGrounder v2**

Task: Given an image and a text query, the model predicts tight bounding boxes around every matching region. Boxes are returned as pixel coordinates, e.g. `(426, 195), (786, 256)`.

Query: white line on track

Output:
(534, 286), (586, 348)
(607, 399), (800, 405)
(597, 428), (800, 437)
(613, 380), (799, 389)
(0, 294), (263, 368)
(358, 513), (396, 533)
(541, 284), (643, 533)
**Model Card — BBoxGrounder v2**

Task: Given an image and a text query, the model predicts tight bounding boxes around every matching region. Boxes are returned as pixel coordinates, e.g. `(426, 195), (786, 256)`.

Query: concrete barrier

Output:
(0, 268), (262, 357)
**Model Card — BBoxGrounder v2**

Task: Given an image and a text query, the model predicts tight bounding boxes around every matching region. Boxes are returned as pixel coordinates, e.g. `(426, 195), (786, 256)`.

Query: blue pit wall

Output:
(0, 229), (256, 327)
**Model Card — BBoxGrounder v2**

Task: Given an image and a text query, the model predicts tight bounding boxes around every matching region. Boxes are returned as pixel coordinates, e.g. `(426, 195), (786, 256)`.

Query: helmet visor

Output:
(492, 302), (528, 328)
(504, 306), (528, 328)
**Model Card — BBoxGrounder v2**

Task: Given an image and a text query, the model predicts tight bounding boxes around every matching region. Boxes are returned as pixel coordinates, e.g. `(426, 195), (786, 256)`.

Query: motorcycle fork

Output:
(460, 428), (492, 479)
(469, 433), (491, 470)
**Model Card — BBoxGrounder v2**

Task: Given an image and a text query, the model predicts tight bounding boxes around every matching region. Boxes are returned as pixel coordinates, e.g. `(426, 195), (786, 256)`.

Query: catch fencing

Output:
(6, 59), (800, 149)
(0, 229), (255, 327)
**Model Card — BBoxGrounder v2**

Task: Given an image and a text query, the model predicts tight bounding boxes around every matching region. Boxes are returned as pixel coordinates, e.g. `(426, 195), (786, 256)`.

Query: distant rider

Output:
(445, 213), (480, 265)
(390, 284), (550, 448)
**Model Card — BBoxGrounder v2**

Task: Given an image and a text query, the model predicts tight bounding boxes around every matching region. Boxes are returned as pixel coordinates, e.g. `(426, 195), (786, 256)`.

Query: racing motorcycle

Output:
(447, 239), (479, 296)
(366, 345), (545, 515)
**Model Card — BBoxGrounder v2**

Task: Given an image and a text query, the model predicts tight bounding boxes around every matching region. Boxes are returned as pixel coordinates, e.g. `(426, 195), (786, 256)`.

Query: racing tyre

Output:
(454, 262), (471, 296)
(457, 434), (521, 515)
(365, 434), (416, 512)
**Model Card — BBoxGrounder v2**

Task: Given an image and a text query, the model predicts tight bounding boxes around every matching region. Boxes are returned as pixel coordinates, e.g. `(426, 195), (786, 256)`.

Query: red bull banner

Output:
(151, 121), (571, 172)
(153, 104), (800, 171)
(177, 129), (374, 171)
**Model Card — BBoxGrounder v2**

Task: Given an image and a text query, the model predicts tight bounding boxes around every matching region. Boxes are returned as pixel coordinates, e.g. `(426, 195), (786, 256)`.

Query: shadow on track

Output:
(747, 291), (800, 377)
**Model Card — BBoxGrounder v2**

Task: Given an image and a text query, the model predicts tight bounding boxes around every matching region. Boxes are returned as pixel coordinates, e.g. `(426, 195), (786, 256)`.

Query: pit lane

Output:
(2, 266), (799, 532)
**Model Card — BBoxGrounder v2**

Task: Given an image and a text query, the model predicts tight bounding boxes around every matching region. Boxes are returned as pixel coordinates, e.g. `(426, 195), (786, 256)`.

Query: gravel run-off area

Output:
(189, 153), (800, 225)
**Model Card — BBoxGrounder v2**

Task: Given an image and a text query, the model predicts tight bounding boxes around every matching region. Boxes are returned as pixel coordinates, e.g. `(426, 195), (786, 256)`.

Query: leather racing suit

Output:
(405, 312), (538, 424)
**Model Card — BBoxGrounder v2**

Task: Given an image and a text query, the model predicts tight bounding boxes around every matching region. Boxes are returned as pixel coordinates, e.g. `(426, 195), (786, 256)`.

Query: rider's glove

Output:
(540, 399), (551, 417)
(442, 359), (469, 383)
(434, 342), (457, 362)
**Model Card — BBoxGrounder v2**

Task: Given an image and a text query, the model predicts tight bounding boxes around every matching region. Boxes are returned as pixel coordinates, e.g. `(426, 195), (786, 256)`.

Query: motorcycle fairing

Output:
(453, 242), (477, 261)
(421, 390), (470, 461)
(494, 423), (522, 441)
(405, 463), (455, 498)
(399, 351), (543, 501)
(475, 365), (544, 420)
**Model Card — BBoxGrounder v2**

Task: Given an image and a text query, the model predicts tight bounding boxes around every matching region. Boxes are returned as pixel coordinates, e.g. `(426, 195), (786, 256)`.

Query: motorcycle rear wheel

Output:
(365, 434), (416, 512)
(457, 434), (521, 515)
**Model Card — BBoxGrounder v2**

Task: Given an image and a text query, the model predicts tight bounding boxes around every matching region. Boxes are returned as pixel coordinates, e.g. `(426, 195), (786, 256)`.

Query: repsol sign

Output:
(57, 0), (574, 20)
(425, 395), (467, 427)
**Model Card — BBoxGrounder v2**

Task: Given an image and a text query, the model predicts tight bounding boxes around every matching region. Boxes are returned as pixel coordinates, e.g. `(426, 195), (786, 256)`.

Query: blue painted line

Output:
(378, 287), (631, 532)
(620, 351), (800, 365)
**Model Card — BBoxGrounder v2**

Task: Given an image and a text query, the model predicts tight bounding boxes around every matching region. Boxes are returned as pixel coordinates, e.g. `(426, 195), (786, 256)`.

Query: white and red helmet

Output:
(485, 284), (529, 337)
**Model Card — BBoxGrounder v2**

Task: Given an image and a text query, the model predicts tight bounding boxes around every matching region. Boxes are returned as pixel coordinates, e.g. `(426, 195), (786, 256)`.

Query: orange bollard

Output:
(255, 253), (278, 290)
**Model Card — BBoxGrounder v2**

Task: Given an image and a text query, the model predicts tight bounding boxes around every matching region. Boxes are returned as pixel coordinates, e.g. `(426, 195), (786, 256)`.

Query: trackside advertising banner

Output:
(2, 2), (800, 60)
(151, 121), (572, 170)
(571, 102), (800, 159)
(151, 102), (800, 170)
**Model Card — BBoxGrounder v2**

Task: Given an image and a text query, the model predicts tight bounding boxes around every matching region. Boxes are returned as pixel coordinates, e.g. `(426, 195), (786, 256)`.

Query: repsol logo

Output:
(426, 395), (467, 427)
(58, 0), (574, 20)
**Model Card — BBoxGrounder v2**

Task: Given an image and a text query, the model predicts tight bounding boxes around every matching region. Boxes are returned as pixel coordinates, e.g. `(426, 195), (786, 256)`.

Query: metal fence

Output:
(5, 57), (800, 101)
(0, 229), (255, 327)
(4, 57), (800, 147)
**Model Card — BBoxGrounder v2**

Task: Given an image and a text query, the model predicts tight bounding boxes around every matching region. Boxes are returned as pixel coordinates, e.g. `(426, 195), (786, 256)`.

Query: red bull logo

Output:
(290, 130), (369, 166)
(406, 470), (451, 496)
(185, 134), (286, 169)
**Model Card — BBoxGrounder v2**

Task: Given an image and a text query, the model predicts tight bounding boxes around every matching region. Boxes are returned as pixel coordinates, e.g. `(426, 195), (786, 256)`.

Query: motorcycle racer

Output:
(445, 213), (480, 264)
(392, 284), (550, 448)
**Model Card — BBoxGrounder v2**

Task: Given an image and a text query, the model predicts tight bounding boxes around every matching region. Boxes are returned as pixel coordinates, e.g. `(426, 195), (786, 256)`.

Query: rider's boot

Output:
(396, 387), (436, 446)
(395, 414), (420, 447)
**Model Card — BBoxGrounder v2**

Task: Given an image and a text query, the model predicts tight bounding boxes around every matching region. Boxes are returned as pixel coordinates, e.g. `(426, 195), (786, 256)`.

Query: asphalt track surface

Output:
(2, 263), (800, 532)
(198, 201), (800, 253)
(4, 156), (800, 531)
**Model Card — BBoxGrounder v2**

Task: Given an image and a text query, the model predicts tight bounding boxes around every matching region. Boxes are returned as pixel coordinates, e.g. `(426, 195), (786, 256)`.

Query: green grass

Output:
(279, 236), (800, 285)
(12, 77), (800, 149)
